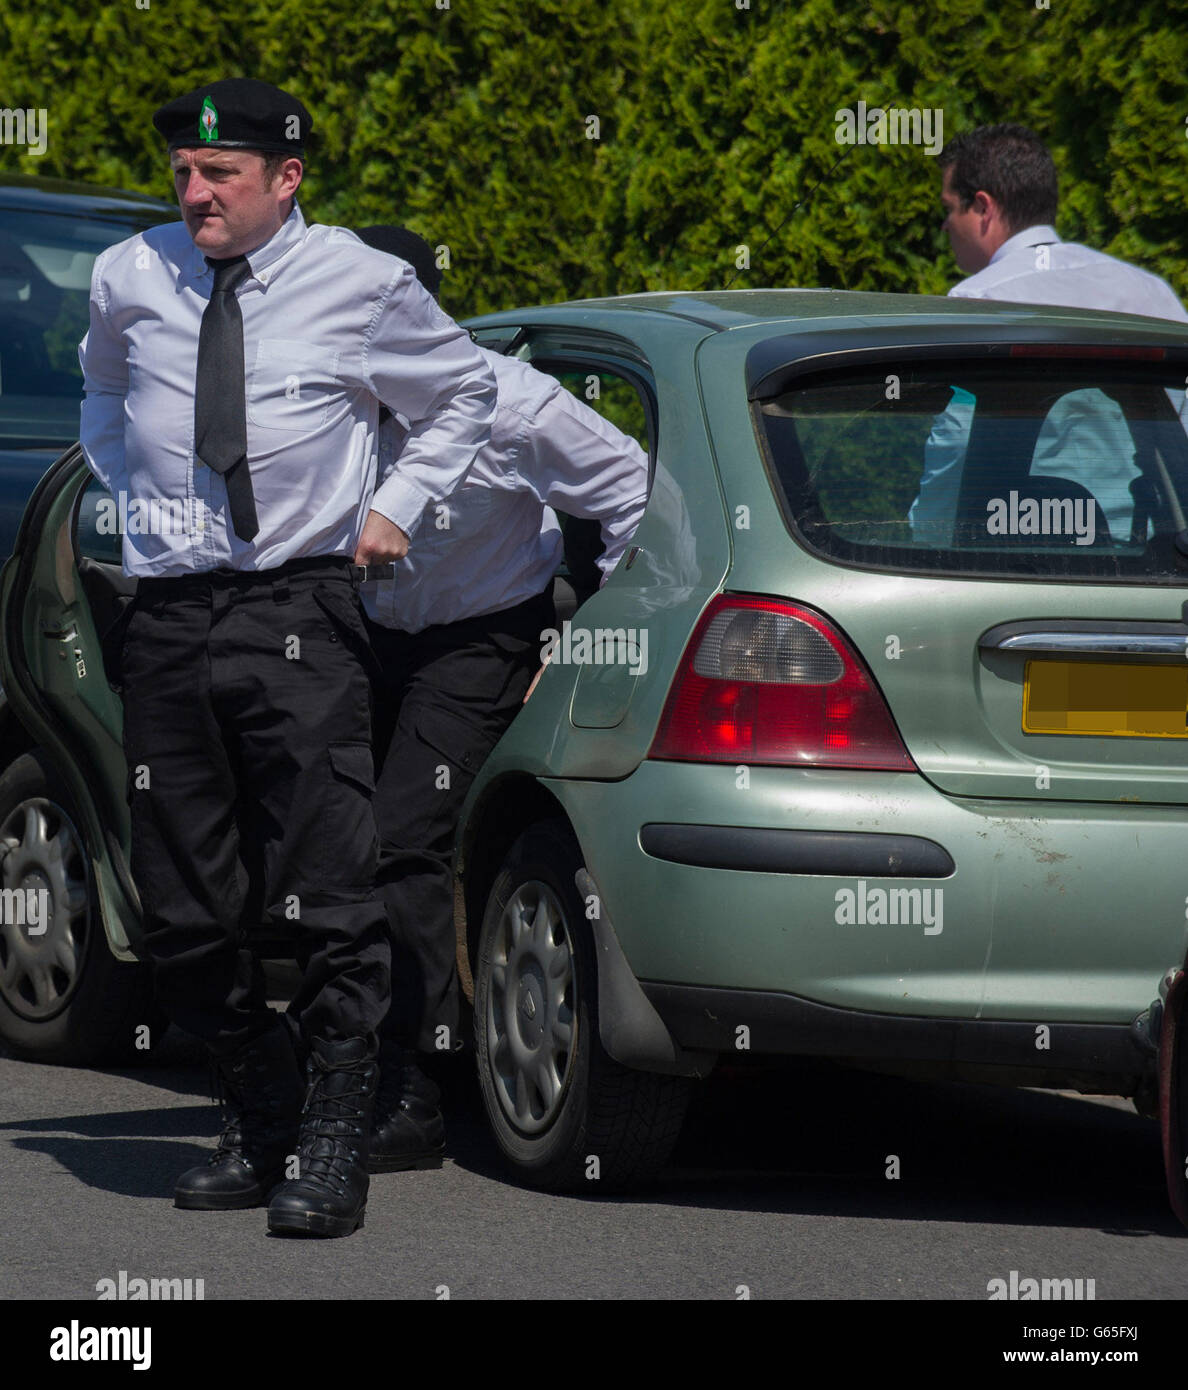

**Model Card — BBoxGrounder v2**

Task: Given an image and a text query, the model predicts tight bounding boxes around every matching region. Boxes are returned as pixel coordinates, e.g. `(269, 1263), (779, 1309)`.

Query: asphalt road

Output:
(2, 1009), (1185, 1302)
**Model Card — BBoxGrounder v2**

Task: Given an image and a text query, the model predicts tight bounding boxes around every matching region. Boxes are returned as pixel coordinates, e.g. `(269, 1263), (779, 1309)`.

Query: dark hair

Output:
(259, 149), (301, 183)
(938, 123), (1058, 232)
(353, 225), (442, 299)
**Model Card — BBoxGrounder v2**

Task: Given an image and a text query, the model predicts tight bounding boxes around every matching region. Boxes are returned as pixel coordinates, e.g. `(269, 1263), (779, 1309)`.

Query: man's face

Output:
(940, 165), (999, 275)
(170, 147), (303, 258)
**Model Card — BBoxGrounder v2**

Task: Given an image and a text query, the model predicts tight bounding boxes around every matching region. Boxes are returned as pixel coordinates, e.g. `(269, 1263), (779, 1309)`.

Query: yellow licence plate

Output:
(1023, 660), (1188, 737)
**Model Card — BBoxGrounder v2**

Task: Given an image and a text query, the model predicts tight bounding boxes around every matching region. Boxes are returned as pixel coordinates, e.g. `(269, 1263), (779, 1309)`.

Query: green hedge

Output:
(2, 0), (1186, 316)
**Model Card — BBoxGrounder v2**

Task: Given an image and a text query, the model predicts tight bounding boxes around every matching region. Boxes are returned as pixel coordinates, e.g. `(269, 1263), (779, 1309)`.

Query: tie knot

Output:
(206, 255), (252, 294)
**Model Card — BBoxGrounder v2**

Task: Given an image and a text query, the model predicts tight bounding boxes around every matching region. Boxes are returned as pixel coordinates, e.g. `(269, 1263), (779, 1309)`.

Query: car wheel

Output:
(474, 819), (691, 1191)
(0, 750), (159, 1065)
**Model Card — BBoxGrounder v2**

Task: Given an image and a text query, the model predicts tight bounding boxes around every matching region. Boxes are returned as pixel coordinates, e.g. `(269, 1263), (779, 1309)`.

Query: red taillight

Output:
(648, 596), (915, 771)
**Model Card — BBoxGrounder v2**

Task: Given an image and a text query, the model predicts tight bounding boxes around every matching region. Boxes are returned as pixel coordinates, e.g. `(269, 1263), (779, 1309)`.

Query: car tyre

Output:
(474, 819), (691, 1191)
(0, 750), (159, 1065)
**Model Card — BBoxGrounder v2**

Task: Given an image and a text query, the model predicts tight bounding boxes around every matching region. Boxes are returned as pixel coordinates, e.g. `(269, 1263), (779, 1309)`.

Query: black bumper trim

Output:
(639, 824), (955, 878)
(642, 982), (1147, 1078)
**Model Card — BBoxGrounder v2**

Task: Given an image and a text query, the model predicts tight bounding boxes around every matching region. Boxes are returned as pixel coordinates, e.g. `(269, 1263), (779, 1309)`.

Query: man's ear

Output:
(972, 189), (1011, 233)
(279, 157), (304, 197)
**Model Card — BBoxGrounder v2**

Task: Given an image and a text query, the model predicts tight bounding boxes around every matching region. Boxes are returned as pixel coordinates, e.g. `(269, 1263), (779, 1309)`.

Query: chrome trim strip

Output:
(993, 632), (1187, 656)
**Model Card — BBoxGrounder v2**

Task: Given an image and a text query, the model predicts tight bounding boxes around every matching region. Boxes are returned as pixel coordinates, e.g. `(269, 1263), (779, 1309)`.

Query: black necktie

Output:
(195, 255), (258, 542)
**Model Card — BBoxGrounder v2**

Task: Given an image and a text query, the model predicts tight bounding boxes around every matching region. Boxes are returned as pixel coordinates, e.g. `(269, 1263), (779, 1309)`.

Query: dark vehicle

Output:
(0, 174), (175, 1060)
(0, 173), (177, 553)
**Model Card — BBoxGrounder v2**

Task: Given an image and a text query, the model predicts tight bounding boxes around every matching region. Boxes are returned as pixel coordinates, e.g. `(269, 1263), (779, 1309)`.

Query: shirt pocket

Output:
(247, 339), (341, 433)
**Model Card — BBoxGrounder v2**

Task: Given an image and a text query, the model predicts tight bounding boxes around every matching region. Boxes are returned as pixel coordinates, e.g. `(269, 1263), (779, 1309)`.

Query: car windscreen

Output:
(756, 354), (1188, 583)
(0, 207), (174, 449)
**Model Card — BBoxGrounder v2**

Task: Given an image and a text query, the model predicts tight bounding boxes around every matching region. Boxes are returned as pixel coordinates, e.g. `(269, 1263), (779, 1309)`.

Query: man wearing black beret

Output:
(78, 78), (497, 1238)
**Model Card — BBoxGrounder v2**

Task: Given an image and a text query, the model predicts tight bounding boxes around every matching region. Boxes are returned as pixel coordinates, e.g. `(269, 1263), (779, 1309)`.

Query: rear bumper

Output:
(642, 980), (1152, 1083)
(548, 761), (1188, 1024)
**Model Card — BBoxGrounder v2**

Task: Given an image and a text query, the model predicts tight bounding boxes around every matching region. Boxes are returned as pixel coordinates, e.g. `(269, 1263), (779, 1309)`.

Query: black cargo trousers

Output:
(365, 586), (556, 1056)
(109, 556), (391, 1054)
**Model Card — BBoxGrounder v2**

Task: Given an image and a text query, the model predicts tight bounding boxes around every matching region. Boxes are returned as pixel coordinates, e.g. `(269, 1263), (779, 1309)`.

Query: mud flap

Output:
(575, 867), (715, 1079)
(1158, 967), (1188, 1228)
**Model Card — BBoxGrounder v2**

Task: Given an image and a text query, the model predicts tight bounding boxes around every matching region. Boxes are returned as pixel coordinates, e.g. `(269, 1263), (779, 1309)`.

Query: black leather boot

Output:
(369, 1040), (445, 1173)
(267, 1035), (378, 1238)
(174, 1019), (303, 1210)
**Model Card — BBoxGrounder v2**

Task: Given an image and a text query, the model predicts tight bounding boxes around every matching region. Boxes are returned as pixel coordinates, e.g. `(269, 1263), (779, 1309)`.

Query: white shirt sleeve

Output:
(515, 383), (650, 582)
(78, 250), (128, 500)
(1031, 389), (1141, 541)
(362, 263), (497, 539)
(907, 388), (977, 546)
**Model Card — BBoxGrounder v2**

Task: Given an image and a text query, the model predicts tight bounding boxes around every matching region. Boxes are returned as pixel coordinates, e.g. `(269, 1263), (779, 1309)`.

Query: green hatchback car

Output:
(3, 289), (1188, 1219)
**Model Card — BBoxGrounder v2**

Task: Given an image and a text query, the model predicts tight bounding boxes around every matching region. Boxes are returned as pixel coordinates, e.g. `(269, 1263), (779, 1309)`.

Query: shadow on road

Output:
(9, 1133), (213, 1200)
(441, 1056), (1179, 1237)
(1, 1037), (1178, 1235)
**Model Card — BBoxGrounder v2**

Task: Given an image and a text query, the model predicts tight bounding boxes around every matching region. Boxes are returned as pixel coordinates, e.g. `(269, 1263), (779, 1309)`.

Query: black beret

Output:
(355, 226), (443, 298)
(153, 78), (312, 156)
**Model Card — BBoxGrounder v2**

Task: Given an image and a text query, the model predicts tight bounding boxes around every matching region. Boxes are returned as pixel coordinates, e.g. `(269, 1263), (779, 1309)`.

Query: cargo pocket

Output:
(100, 595), (139, 694)
(328, 741), (375, 793)
(413, 703), (503, 783)
(319, 741), (379, 888)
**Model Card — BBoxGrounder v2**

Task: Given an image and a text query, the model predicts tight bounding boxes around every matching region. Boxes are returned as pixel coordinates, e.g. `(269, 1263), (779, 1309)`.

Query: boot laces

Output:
(206, 1058), (243, 1164)
(208, 1045), (290, 1166)
(295, 1061), (371, 1193)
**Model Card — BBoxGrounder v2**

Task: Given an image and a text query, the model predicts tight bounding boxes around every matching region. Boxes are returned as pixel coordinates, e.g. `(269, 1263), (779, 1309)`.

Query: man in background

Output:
(909, 122), (1188, 545)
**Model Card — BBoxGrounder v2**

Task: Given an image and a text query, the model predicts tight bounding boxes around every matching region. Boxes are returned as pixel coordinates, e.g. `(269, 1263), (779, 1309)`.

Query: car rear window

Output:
(756, 356), (1188, 582)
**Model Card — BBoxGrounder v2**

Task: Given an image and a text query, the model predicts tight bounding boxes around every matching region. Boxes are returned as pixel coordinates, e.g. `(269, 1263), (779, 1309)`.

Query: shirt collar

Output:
(988, 223), (1061, 266)
(186, 200), (307, 288)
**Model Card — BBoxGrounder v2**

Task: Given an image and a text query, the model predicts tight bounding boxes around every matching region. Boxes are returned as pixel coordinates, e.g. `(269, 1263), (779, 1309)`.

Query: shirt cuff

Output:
(369, 473), (430, 540)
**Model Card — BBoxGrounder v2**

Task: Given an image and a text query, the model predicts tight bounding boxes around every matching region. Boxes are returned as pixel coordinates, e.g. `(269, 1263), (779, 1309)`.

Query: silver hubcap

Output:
(0, 798), (89, 1020)
(486, 881), (577, 1134)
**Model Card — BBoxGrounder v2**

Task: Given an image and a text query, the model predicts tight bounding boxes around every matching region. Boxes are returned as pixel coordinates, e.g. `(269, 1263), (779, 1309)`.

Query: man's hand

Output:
(355, 510), (409, 565)
(523, 662), (547, 704)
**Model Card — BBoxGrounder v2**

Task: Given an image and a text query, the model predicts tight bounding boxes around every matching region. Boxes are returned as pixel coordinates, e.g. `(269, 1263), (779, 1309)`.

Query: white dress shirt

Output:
(362, 347), (650, 634)
(78, 202), (496, 576)
(908, 225), (1188, 544)
(947, 225), (1188, 317)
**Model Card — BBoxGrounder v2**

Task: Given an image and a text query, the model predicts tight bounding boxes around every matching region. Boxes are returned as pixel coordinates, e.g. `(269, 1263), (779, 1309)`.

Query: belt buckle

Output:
(350, 562), (396, 584)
